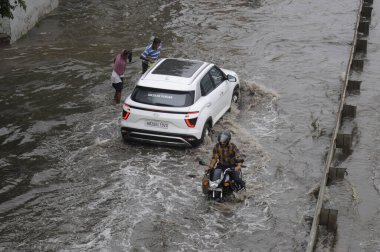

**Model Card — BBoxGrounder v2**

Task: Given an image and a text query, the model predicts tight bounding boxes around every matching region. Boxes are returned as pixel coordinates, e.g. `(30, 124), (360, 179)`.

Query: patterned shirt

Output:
(209, 142), (241, 169)
(141, 43), (161, 64)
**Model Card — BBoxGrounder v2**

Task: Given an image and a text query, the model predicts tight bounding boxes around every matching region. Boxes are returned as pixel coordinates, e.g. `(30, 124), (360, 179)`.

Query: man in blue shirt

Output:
(140, 37), (161, 74)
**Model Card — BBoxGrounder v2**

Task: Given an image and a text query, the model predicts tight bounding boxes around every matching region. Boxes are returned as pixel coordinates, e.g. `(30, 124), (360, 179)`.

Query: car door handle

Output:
(206, 102), (212, 107)
(219, 92), (224, 96)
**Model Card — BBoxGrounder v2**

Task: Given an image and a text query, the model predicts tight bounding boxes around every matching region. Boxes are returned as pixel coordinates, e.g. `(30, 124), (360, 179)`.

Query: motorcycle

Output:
(200, 158), (245, 201)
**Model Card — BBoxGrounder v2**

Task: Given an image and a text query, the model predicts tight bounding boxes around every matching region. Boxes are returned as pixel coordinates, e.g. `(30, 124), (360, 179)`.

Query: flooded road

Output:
(1, 0), (379, 251)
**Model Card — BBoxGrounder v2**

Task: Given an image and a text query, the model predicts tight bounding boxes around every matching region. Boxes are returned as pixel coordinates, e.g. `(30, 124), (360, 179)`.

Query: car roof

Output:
(138, 58), (211, 90)
(152, 58), (204, 77)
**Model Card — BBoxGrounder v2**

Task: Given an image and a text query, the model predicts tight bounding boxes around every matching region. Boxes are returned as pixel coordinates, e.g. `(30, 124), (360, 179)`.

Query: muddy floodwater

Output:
(1, 0), (379, 251)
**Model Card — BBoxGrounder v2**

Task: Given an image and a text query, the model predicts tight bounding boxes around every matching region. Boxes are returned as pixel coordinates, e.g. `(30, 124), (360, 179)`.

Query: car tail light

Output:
(185, 111), (199, 128)
(122, 103), (131, 120)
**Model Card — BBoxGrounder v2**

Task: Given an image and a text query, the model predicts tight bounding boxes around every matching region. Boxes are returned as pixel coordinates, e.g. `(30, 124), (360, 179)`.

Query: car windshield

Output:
(131, 86), (194, 107)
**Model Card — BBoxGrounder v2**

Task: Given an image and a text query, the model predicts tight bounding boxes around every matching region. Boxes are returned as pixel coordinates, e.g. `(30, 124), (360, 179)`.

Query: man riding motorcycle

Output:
(206, 130), (246, 191)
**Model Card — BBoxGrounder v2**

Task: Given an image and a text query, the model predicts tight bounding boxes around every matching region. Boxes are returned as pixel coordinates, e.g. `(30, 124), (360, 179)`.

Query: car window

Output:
(200, 73), (214, 96)
(209, 66), (225, 87)
(131, 86), (194, 107)
(152, 59), (204, 78)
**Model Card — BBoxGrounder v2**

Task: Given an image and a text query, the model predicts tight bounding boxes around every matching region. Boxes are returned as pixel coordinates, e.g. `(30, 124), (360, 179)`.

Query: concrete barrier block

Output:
(319, 209), (338, 231)
(358, 20), (370, 35)
(336, 133), (352, 151)
(319, 208), (329, 226)
(347, 80), (361, 92)
(355, 39), (367, 53)
(329, 167), (347, 180)
(327, 209), (338, 231)
(342, 104), (357, 118)
(361, 6), (373, 19)
(352, 59), (364, 71)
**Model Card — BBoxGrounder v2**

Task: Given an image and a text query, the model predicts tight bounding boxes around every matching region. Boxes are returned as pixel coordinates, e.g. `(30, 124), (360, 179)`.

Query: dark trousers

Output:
(228, 169), (245, 189)
(112, 77), (124, 104)
(142, 62), (149, 74)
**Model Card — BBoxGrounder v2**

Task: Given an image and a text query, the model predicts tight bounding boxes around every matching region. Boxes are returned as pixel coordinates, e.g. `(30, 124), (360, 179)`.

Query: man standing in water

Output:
(111, 49), (131, 104)
(140, 37), (161, 74)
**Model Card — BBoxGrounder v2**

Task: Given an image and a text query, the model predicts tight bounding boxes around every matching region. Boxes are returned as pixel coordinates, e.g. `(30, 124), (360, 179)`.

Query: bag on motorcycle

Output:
(202, 174), (209, 194)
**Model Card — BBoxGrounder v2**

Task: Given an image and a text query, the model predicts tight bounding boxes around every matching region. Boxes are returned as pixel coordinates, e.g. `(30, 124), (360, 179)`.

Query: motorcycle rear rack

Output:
(208, 188), (222, 192)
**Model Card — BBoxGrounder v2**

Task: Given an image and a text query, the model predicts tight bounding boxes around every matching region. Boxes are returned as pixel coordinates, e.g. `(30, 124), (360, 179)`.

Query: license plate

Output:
(146, 120), (168, 129)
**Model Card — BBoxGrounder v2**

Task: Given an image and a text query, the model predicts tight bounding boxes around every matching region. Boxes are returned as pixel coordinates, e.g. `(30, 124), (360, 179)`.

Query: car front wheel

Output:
(232, 88), (239, 103)
(228, 87), (240, 112)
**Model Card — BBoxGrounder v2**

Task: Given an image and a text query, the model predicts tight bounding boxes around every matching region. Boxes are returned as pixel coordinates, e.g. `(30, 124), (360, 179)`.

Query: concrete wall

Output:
(0, 0), (58, 44)
(0, 17), (11, 35)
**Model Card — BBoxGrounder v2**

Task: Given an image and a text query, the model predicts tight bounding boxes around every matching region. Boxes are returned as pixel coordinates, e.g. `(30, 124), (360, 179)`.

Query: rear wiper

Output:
(153, 103), (174, 107)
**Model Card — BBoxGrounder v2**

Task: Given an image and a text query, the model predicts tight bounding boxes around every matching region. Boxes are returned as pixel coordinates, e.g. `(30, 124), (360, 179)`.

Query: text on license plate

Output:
(146, 120), (168, 129)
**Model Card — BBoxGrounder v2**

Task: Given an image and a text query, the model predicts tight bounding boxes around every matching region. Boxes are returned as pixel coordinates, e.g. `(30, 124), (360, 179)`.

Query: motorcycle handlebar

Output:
(235, 158), (244, 163)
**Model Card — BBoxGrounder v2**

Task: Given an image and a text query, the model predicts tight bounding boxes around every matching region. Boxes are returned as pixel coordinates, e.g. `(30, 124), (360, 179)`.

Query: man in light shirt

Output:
(140, 37), (161, 74)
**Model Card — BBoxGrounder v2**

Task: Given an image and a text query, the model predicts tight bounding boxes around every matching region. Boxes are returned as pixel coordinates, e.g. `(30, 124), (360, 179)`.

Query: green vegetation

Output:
(0, 0), (26, 19)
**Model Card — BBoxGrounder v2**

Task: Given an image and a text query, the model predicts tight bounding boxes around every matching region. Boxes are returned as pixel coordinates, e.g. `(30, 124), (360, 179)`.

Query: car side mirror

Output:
(227, 74), (237, 82)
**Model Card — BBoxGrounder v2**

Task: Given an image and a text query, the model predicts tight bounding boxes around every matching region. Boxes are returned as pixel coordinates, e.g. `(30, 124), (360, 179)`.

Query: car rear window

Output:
(131, 86), (194, 107)
(152, 59), (203, 78)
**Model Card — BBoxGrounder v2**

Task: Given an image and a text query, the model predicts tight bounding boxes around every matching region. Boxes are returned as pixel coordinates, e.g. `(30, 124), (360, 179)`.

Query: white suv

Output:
(121, 58), (240, 147)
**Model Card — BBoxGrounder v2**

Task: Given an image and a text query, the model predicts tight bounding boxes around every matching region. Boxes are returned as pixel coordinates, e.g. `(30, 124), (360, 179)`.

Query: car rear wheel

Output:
(192, 122), (211, 147)
(121, 131), (128, 142)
